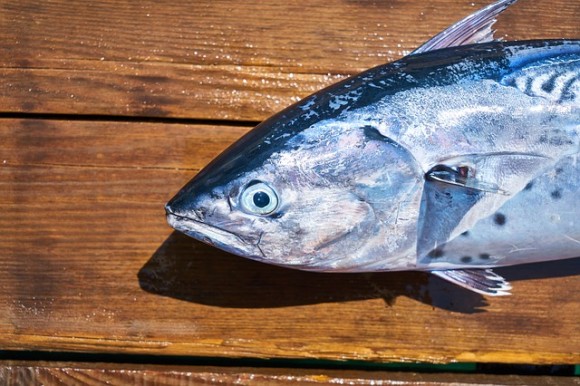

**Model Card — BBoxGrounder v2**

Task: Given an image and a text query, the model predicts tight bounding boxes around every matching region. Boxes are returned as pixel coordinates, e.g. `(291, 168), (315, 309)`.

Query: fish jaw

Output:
(165, 205), (265, 260)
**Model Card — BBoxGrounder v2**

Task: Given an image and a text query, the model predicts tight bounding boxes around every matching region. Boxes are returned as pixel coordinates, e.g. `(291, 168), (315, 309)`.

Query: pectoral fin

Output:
(417, 152), (552, 261)
(413, 0), (518, 54)
(417, 177), (484, 260)
(431, 269), (512, 296)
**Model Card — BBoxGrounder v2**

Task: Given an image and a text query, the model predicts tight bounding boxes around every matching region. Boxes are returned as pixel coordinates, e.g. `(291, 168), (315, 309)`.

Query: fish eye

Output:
(240, 181), (279, 215)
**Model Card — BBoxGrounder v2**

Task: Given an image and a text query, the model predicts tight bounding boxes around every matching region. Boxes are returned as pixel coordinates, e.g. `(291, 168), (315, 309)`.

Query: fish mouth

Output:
(165, 206), (264, 259)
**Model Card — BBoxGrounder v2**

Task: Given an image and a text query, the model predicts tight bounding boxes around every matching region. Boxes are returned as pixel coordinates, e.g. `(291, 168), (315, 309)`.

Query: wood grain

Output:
(1, 362), (578, 386)
(0, 0), (579, 370)
(0, 0), (578, 120)
(0, 119), (578, 364)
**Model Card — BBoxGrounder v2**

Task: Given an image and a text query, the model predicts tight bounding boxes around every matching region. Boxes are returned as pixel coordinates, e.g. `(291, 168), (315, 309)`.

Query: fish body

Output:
(166, 0), (579, 295)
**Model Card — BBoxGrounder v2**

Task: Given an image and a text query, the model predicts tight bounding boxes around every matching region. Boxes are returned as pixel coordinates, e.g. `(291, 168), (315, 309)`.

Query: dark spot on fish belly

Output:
(493, 213), (506, 226)
(524, 181), (534, 191)
(479, 253), (491, 260)
(460, 256), (473, 263)
(428, 248), (445, 258)
(461, 231), (470, 237)
(551, 189), (562, 200)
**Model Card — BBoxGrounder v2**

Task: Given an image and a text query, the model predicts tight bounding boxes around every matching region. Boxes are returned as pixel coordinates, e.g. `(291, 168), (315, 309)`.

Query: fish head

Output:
(166, 94), (425, 271)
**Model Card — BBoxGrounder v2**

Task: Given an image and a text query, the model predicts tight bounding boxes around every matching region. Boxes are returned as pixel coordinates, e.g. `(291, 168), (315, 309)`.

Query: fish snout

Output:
(165, 201), (205, 225)
(165, 185), (208, 222)
(164, 202), (175, 216)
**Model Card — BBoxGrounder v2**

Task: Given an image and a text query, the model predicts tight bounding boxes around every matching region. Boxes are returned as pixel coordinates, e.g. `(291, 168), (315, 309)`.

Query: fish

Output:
(165, 0), (579, 296)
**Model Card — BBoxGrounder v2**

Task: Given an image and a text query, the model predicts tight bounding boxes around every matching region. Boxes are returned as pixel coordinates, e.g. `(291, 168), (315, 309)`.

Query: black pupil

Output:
(253, 191), (270, 208)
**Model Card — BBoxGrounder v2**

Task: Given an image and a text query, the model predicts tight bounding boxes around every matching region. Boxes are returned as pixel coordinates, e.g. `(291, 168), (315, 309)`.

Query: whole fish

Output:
(166, 0), (579, 296)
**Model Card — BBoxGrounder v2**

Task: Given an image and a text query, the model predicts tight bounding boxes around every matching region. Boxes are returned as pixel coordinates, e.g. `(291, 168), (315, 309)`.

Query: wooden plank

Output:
(1, 119), (578, 364)
(0, 362), (578, 386)
(0, 0), (578, 120)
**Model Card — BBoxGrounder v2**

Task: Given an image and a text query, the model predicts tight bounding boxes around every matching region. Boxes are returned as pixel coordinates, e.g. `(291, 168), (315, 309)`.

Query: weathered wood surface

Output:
(0, 0), (579, 367)
(1, 363), (579, 386)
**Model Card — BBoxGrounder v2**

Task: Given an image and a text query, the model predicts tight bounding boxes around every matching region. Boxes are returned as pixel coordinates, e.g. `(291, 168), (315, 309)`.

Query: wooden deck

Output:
(1, 0), (578, 383)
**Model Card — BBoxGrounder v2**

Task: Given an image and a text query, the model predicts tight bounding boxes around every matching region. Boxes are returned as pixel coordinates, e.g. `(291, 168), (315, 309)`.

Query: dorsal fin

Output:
(412, 0), (518, 55)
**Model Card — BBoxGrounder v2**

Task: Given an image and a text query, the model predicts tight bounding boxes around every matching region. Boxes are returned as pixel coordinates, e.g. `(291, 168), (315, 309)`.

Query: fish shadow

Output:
(138, 231), (579, 314)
